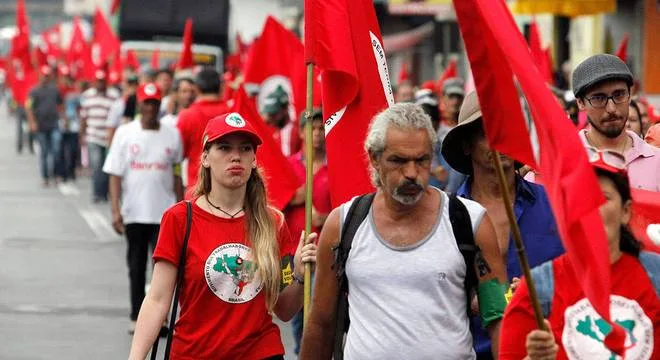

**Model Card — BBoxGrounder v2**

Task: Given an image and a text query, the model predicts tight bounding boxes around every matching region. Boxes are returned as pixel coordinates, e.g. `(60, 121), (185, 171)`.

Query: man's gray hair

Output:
(364, 103), (438, 186)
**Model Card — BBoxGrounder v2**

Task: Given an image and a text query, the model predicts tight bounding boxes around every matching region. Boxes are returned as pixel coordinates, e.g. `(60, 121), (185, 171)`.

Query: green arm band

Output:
(477, 279), (508, 328)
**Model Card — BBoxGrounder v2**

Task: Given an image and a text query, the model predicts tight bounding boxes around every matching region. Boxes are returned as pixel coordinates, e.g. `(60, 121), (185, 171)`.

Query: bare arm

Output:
(128, 261), (177, 360)
(109, 175), (124, 235)
(474, 214), (508, 358)
(299, 208), (341, 360)
(273, 232), (318, 321)
(107, 126), (118, 147)
(25, 101), (37, 132)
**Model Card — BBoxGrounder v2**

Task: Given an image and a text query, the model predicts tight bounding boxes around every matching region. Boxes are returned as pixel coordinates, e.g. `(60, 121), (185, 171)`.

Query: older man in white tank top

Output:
(301, 103), (508, 359)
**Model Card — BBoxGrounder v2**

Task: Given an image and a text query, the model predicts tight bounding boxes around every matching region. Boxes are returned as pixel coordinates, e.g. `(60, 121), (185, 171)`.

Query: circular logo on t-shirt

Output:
(204, 243), (262, 303)
(562, 295), (653, 359)
(225, 113), (246, 128)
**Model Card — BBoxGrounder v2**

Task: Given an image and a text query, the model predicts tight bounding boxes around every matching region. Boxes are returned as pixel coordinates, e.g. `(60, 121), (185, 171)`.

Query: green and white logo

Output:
(562, 295), (653, 360)
(204, 243), (262, 303)
(225, 113), (246, 128)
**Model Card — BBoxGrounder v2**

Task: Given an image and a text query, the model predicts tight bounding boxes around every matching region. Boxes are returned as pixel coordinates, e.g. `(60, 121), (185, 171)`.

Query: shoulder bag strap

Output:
(151, 200), (193, 360)
(448, 194), (478, 316)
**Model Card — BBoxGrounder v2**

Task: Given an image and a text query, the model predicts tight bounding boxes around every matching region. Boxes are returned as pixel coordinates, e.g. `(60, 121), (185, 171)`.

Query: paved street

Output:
(0, 105), (296, 360)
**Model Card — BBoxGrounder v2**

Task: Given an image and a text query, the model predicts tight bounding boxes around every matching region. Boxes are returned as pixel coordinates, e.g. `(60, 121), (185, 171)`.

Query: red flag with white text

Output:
(305, 0), (394, 206)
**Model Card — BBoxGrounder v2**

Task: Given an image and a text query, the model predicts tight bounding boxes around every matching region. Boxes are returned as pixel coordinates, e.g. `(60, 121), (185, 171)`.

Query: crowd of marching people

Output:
(11, 36), (660, 360)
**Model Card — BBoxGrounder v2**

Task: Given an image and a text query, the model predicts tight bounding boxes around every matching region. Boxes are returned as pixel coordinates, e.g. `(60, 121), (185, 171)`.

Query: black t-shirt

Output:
(29, 84), (62, 131)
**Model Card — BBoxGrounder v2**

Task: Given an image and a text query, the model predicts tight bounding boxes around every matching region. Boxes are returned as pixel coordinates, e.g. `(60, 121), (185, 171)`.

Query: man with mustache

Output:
(574, 54), (660, 191)
(301, 103), (508, 359)
(442, 91), (564, 360)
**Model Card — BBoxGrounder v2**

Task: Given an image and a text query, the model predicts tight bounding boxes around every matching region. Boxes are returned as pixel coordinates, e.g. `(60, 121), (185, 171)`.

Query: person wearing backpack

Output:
(300, 103), (508, 359)
(499, 148), (660, 360)
(441, 91), (565, 360)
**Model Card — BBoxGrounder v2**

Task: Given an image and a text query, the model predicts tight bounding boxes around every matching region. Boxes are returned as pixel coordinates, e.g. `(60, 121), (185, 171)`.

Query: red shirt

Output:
(153, 200), (296, 359)
(176, 99), (229, 197)
(500, 254), (660, 360)
(284, 152), (332, 241)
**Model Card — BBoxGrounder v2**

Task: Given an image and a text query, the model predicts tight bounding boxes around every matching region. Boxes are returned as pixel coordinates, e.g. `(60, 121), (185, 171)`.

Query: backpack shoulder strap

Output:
(530, 260), (554, 318)
(639, 251), (660, 299)
(332, 193), (375, 360)
(448, 194), (478, 315)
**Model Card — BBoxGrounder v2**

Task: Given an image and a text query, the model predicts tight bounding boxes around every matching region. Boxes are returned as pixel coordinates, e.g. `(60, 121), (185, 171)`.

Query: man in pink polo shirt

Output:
(572, 54), (660, 191)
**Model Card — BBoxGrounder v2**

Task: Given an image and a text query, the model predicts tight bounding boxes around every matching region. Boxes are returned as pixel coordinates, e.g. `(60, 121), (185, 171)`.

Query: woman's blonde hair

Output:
(194, 143), (281, 311)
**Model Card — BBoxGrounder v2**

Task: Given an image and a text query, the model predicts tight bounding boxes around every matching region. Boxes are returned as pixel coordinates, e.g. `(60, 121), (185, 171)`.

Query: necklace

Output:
(205, 195), (244, 218)
(585, 131), (629, 154)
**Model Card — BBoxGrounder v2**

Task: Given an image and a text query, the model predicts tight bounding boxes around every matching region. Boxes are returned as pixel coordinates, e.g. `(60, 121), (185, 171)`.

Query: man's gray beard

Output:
(392, 187), (424, 205)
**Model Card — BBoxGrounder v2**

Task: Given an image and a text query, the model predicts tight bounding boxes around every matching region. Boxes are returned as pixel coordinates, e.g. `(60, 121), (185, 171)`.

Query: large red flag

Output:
(109, 50), (123, 85)
(243, 16), (306, 121)
(232, 87), (302, 210)
(92, 7), (120, 67)
(34, 47), (48, 68)
(178, 18), (194, 70)
(9, 0), (35, 107)
(454, 0), (626, 354)
(629, 189), (660, 253)
(615, 33), (629, 63)
(529, 19), (553, 85)
(305, 0), (394, 206)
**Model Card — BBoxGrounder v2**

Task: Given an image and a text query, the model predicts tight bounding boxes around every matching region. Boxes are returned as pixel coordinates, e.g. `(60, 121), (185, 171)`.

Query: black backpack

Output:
(331, 193), (478, 359)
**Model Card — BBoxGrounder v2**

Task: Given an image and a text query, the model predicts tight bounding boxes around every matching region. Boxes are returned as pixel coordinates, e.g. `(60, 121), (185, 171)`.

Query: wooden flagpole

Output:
(303, 63), (314, 323)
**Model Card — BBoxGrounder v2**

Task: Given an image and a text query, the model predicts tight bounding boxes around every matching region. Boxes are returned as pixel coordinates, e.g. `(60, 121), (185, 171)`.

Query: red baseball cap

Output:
(202, 112), (263, 147)
(137, 82), (162, 102)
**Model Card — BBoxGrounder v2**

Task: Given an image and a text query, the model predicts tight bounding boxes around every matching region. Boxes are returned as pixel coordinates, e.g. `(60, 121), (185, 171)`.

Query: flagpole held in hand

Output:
(303, 63), (314, 324)
(492, 151), (547, 330)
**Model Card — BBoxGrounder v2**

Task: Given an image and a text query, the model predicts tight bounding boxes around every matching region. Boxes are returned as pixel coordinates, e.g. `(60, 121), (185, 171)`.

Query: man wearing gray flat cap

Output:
(574, 54), (660, 191)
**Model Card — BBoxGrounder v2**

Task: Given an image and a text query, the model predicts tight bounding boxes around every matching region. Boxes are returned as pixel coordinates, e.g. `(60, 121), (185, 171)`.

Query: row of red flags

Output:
(7, 0), (195, 106)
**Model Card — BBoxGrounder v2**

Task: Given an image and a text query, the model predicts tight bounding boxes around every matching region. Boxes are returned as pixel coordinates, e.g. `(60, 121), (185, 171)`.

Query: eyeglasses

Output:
(585, 146), (626, 171)
(585, 90), (630, 108)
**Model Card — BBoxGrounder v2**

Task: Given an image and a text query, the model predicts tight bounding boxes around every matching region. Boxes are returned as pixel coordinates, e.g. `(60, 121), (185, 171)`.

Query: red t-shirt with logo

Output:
(176, 99), (229, 196)
(153, 200), (297, 359)
(500, 254), (660, 360)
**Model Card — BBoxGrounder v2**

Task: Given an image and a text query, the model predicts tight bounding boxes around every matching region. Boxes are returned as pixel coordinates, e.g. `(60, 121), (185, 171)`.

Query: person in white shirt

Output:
(103, 82), (184, 333)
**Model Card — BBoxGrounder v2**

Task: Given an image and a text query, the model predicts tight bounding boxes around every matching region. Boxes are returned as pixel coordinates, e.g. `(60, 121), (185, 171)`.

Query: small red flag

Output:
(178, 18), (194, 70)
(109, 51), (123, 85)
(34, 47), (48, 68)
(529, 19), (553, 84)
(41, 24), (61, 65)
(398, 62), (410, 84)
(124, 49), (141, 72)
(67, 17), (94, 81)
(305, 0), (394, 206)
(437, 58), (458, 93)
(232, 87), (302, 210)
(151, 48), (160, 70)
(110, 0), (121, 15)
(92, 7), (120, 67)
(454, 0), (627, 354)
(615, 33), (629, 63)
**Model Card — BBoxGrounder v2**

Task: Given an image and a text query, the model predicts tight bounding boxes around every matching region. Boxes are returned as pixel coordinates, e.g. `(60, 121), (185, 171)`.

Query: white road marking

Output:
(57, 182), (81, 196)
(78, 207), (119, 242)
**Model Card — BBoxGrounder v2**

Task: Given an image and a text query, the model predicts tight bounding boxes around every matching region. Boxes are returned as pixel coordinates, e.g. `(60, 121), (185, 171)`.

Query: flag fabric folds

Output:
(629, 189), (660, 253)
(453, 0), (626, 354)
(8, 0), (35, 107)
(304, 0), (394, 206)
(232, 88), (302, 210)
(178, 18), (194, 70)
(92, 8), (120, 68)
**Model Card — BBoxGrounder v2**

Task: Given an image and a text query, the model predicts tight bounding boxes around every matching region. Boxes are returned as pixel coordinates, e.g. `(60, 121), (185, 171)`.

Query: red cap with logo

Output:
(202, 112), (263, 147)
(137, 82), (162, 102)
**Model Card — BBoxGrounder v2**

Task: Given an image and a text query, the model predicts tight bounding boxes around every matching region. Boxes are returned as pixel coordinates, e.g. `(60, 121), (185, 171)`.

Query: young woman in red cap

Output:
(499, 147), (660, 360)
(128, 112), (317, 359)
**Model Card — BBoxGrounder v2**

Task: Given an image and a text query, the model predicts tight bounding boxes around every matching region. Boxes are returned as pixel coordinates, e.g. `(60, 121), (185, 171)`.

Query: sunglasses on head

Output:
(585, 146), (626, 172)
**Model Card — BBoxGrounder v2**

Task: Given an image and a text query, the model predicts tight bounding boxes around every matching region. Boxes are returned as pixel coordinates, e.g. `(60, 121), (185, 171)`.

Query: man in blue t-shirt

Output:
(441, 91), (564, 359)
